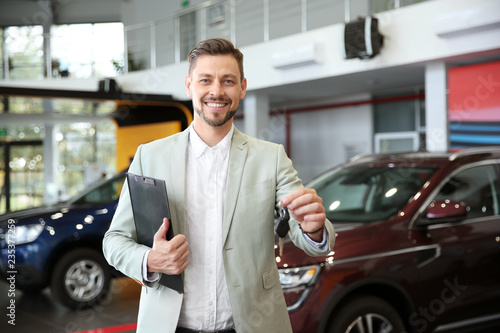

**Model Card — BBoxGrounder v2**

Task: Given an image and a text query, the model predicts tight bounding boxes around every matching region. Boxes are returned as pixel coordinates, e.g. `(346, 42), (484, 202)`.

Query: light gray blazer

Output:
(103, 127), (335, 333)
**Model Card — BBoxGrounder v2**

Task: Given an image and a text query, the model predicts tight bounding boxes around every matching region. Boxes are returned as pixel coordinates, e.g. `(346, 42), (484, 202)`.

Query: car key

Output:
(275, 206), (290, 256)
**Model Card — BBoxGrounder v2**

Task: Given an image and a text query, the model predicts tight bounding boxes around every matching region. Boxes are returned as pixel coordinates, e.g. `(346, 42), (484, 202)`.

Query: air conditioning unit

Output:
(342, 17), (384, 60)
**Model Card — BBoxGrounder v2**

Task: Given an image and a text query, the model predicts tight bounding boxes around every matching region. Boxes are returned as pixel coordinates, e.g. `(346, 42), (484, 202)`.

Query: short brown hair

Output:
(187, 38), (244, 80)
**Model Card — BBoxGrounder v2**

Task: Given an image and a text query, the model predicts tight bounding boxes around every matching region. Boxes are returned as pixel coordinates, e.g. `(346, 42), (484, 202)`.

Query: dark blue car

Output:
(0, 171), (126, 309)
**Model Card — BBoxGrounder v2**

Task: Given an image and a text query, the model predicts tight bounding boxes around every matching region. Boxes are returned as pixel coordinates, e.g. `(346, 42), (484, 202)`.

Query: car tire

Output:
(327, 295), (406, 333)
(16, 284), (45, 293)
(50, 248), (111, 309)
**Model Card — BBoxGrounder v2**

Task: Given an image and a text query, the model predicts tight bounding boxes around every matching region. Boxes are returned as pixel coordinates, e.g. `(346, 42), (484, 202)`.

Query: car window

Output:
(71, 175), (126, 205)
(434, 164), (500, 218)
(309, 166), (436, 222)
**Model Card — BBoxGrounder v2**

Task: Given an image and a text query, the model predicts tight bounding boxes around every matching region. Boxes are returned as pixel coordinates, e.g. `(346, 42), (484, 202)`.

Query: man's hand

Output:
(147, 218), (189, 275)
(281, 188), (326, 242)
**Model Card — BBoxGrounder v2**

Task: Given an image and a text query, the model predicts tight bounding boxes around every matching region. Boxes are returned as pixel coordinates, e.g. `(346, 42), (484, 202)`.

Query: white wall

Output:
(276, 94), (372, 182)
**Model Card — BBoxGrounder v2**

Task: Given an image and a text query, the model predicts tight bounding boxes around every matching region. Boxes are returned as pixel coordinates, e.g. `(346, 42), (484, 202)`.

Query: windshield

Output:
(69, 174), (126, 205)
(308, 165), (437, 223)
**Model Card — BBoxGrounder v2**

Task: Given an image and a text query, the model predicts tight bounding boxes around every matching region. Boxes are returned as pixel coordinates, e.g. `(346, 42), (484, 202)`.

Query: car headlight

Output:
(15, 224), (44, 245)
(279, 264), (321, 312)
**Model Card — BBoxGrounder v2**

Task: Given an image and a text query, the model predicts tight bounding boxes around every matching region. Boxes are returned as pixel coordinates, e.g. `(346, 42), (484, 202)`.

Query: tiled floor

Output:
(0, 277), (140, 333)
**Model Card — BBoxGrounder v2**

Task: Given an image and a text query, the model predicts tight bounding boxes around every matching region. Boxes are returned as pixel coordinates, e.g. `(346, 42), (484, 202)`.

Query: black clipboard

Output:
(126, 173), (183, 293)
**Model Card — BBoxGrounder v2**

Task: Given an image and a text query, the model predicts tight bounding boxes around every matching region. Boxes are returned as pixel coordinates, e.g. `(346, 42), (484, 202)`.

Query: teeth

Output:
(206, 102), (225, 107)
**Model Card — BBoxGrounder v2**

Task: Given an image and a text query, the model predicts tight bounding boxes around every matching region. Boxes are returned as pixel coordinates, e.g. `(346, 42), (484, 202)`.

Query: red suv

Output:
(277, 147), (500, 333)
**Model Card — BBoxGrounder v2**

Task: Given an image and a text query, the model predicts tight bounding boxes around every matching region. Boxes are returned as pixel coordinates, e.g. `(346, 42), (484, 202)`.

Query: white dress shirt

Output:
(177, 125), (235, 330)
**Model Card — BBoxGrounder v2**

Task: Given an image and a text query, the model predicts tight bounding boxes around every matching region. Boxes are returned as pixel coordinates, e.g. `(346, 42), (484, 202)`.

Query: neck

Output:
(192, 120), (232, 147)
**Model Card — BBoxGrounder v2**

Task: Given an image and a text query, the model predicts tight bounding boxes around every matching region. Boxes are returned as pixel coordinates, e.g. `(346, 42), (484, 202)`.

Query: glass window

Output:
(373, 92), (425, 152)
(419, 97), (426, 129)
(5, 125), (45, 141)
(374, 98), (416, 133)
(52, 98), (116, 115)
(371, 0), (429, 14)
(0, 145), (5, 214)
(307, 0), (344, 30)
(51, 23), (124, 78)
(434, 164), (500, 219)
(5, 26), (44, 79)
(235, 0), (264, 47)
(9, 144), (44, 212)
(92, 23), (125, 76)
(179, 12), (197, 64)
(58, 119), (116, 199)
(0, 95), (117, 209)
(269, 0), (301, 40)
(375, 132), (419, 153)
(7, 96), (44, 114)
(0, 27), (4, 79)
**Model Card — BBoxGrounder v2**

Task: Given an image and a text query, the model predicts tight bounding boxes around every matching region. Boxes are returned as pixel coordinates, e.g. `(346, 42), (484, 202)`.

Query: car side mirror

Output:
(416, 200), (467, 227)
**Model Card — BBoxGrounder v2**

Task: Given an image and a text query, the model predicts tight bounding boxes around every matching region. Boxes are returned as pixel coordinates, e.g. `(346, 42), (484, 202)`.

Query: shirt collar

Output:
(189, 124), (234, 159)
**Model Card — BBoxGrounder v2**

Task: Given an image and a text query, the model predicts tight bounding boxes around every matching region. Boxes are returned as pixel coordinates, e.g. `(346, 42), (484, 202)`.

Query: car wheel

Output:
(51, 248), (111, 309)
(328, 295), (406, 333)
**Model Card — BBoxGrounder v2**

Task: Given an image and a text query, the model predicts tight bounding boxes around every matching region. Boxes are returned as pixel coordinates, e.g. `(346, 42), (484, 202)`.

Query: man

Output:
(103, 38), (335, 333)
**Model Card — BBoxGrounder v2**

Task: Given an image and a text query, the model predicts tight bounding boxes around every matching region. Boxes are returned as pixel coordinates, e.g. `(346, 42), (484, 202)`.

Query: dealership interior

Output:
(1, 0), (500, 332)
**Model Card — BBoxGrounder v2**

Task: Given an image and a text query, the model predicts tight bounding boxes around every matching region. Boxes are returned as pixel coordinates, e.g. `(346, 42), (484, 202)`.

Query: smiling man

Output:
(187, 52), (246, 126)
(103, 38), (335, 333)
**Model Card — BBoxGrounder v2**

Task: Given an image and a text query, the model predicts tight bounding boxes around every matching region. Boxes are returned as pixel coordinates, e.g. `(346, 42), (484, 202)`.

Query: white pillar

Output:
(43, 99), (59, 205)
(243, 91), (270, 140)
(425, 62), (449, 152)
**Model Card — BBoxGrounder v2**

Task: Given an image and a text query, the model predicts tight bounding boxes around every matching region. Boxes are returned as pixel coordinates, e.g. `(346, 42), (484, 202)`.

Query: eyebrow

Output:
(198, 73), (238, 80)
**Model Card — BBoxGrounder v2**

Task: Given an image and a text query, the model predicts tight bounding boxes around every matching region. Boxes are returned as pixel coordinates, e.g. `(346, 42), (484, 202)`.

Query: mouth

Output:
(204, 100), (229, 109)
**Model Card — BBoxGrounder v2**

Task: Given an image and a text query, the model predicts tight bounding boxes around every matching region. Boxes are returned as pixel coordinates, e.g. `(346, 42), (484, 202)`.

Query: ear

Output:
(185, 75), (192, 98)
(239, 78), (247, 100)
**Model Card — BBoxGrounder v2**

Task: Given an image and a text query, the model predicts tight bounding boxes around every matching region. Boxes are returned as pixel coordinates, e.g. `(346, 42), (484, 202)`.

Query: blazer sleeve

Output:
(275, 144), (335, 256)
(102, 145), (158, 287)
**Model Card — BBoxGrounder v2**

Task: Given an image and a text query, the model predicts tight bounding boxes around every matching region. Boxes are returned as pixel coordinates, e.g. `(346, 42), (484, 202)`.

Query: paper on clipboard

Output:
(126, 173), (183, 293)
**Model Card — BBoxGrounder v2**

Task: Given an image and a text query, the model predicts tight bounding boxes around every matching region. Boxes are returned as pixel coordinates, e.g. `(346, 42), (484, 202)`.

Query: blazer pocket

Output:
(262, 269), (279, 290)
(240, 179), (273, 198)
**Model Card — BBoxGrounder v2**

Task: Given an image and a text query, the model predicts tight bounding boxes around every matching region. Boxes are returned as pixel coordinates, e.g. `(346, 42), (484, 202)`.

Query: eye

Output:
(224, 79), (235, 84)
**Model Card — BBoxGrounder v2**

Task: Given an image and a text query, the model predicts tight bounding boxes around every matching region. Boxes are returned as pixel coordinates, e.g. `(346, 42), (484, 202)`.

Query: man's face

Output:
(185, 54), (247, 128)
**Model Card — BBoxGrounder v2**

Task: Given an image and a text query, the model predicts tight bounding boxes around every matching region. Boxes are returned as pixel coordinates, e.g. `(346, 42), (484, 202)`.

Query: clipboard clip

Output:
(132, 174), (155, 186)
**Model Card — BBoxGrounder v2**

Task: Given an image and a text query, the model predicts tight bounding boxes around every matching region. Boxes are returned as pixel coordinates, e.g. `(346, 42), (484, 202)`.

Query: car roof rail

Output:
(349, 152), (404, 162)
(349, 153), (380, 162)
(350, 150), (434, 163)
(449, 146), (500, 161)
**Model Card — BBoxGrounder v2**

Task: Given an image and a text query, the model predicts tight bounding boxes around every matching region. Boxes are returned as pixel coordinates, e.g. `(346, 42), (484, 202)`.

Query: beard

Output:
(194, 102), (237, 127)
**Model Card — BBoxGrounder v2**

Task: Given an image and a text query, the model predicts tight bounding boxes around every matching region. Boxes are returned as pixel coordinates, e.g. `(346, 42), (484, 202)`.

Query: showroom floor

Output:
(0, 277), (140, 333)
(2, 277), (500, 333)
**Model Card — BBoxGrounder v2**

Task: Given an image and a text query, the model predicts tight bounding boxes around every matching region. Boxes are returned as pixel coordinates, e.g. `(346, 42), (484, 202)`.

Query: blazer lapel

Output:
(222, 128), (248, 246)
(167, 128), (189, 236)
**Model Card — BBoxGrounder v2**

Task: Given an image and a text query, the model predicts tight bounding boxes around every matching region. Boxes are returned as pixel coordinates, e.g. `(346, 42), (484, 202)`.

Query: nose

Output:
(209, 81), (224, 97)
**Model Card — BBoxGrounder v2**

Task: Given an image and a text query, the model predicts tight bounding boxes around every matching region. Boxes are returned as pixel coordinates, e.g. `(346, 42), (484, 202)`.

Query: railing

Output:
(124, 0), (428, 73)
